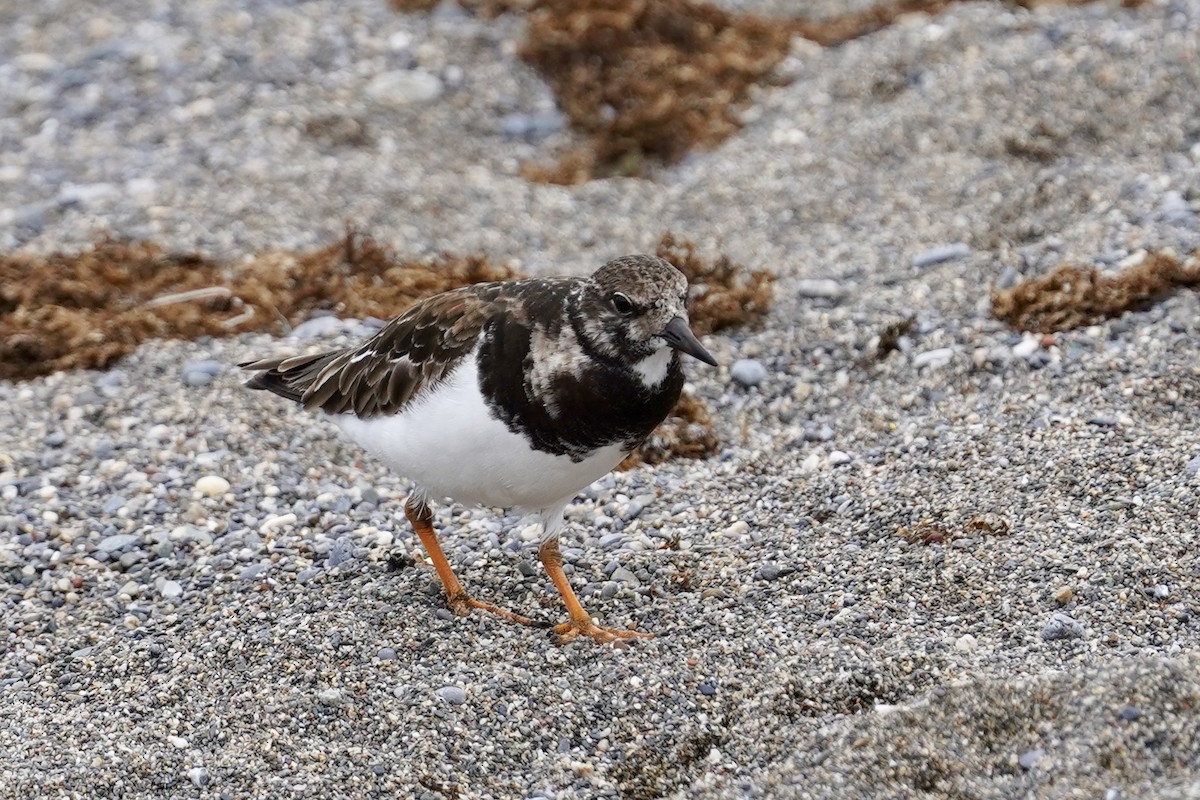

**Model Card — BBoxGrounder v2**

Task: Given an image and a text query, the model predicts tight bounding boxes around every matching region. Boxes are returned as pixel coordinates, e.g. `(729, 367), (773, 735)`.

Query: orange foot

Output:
(553, 617), (654, 645)
(446, 592), (548, 628)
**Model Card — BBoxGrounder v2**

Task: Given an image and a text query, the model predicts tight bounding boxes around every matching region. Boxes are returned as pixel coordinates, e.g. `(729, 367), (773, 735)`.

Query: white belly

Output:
(330, 354), (627, 510)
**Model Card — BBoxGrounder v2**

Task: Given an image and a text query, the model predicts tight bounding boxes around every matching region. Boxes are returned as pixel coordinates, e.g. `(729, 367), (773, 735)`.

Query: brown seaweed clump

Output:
(991, 251), (1200, 333)
(0, 231), (516, 382)
(656, 233), (774, 335)
(517, 0), (795, 183)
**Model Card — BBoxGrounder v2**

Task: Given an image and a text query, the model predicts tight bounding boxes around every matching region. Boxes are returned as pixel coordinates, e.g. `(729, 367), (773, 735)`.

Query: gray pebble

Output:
(328, 536), (355, 567)
(365, 70), (443, 106)
(435, 686), (467, 705)
(1041, 612), (1084, 641)
(610, 567), (640, 588)
(730, 359), (768, 388)
(1185, 456), (1200, 478)
(317, 688), (345, 707)
(377, 647), (397, 661)
(101, 494), (127, 514)
(186, 766), (209, 788)
(239, 563), (265, 581)
(911, 243), (971, 269)
(912, 347), (955, 370)
(160, 580), (183, 600)
(794, 278), (845, 299)
(500, 110), (565, 141)
(97, 533), (138, 553)
(43, 431), (66, 448)
(290, 315), (344, 339)
(1018, 748), (1045, 770)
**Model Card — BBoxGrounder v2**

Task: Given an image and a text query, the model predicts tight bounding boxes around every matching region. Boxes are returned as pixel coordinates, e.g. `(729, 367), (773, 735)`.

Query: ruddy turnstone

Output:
(240, 255), (717, 643)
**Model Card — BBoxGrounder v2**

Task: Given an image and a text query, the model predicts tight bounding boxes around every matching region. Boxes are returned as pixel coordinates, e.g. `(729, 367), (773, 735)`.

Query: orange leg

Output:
(539, 538), (653, 645)
(404, 498), (542, 627)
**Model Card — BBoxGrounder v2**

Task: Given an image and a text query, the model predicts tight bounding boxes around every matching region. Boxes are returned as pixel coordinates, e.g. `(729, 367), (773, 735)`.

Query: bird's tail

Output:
(239, 351), (342, 406)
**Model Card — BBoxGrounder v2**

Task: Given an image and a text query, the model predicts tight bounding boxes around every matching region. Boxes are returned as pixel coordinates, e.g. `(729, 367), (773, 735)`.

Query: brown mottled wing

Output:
(241, 286), (498, 418)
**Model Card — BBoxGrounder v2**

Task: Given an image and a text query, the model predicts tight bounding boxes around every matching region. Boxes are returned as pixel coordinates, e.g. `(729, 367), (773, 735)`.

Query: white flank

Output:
(633, 345), (673, 388)
(330, 349), (627, 511)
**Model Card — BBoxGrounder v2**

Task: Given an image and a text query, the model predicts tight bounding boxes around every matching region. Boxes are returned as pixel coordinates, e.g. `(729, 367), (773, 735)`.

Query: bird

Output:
(240, 254), (718, 644)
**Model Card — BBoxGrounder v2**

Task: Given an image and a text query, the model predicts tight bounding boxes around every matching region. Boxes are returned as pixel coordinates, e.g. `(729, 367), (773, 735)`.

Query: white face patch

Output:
(632, 343), (673, 388)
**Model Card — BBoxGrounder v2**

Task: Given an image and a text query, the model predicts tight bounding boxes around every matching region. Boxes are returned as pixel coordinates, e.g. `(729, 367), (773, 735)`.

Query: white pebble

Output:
(260, 513), (297, 533)
(194, 476), (230, 497)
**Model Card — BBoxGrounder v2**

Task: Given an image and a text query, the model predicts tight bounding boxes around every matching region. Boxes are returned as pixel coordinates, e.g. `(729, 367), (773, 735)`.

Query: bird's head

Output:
(573, 255), (718, 369)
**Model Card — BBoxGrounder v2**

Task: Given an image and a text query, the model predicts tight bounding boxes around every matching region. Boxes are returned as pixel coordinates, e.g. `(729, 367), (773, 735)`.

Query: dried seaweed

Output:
(656, 233), (774, 336)
(0, 230), (516, 381)
(991, 252), (1200, 333)
(620, 390), (718, 469)
(517, 0), (794, 183)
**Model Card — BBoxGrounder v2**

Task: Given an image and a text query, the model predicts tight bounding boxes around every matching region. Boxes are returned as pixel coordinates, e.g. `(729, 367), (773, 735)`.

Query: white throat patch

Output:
(633, 346), (673, 388)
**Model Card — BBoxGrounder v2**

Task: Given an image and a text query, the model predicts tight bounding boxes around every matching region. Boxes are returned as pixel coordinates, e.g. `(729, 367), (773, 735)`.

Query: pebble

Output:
(1041, 612), (1084, 641)
(794, 278), (845, 299)
(290, 316), (345, 339)
(436, 686), (467, 705)
(328, 536), (355, 566)
(1185, 456), (1200, 478)
(365, 70), (444, 106)
(912, 347), (955, 369)
(610, 567), (639, 588)
(259, 513), (296, 533)
(160, 580), (183, 600)
(1012, 334), (1041, 359)
(181, 359), (222, 387)
(955, 634), (978, 652)
(1018, 748), (1045, 770)
(240, 564), (265, 581)
(317, 688), (345, 707)
(828, 451), (852, 467)
(186, 767), (209, 788)
(1053, 587), (1074, 604)
(911, 243), (971, 269)
(97, 534), (138, 552)
(730, 359), (768, 388)
(500, 110), (565, 141)
(194, 476), (230, 497)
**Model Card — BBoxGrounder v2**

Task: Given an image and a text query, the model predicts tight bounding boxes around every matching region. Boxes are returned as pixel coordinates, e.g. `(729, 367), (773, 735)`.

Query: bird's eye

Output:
(611, 292), (634, 315)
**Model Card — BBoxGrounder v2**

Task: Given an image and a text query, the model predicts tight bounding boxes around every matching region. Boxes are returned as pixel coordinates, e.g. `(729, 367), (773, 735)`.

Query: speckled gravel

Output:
(3, 0), (1200, 798)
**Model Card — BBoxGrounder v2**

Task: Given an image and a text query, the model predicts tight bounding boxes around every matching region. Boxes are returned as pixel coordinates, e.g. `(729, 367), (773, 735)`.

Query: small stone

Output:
(1053, 586), (1074, 604)
(291, 316), (345, 339)
(955, 634), (978, 652)
(794, 278), (845, 299)
(912, 347), (955, 369)
(698, 681), (717, 696)
(194, 476), (230, 497)
(296, 567), (321, 584)
(101, 494), (127, 514)
(119, 580), (142, 598)
(167, 735), (189, 749)
(722, 520), (750, 537)
(1018, 748), (1045, 770)
(730, 359), (768, 388)
(377, 647), (397, 661)
(1041, 612), (1084, 641)
(828, 450), (852, 467)
(328, 536), (355, 567)
(186, 766), (209, 788)
(259, 513), (296, 533)
(43, 432), (66, 448)
(1118, 706), (1142, 722)
(317, 688), (345, 706)
(181, 360), (221, 387)
(365, 70), (444, 106)
(912, 243), (971, 269)
(1012, 334), (1041, 359)
(754, 564), (793, 582)
(500, 110), (565, 141)
(98, 534), (138, 552)
(240, 564), (265, 581)
(1152, 584), (1170, 600)
(610, 567), (640, 588)
(160, 580), (183, 600)
(436, 686), (467, 705)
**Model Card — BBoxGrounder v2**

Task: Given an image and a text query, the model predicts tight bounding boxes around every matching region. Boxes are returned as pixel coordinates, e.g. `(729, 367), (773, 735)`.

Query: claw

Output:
(553, 617), (654, 645)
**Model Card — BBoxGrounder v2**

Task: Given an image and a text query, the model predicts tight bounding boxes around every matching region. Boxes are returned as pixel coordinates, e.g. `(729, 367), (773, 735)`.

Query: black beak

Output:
(658, 316), (718, 366)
